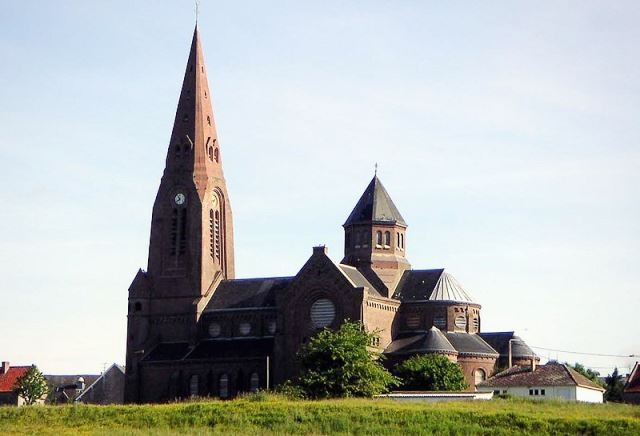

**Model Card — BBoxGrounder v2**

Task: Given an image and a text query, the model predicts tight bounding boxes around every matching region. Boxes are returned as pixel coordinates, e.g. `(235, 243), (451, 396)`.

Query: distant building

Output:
(478, 361), (604, 403)
(46, 374), (99, 404)
(0, 362), (31, 406)
(124, 25), (538, 403)
(75, 364), (125, 405)
(623, 361), (640, 404)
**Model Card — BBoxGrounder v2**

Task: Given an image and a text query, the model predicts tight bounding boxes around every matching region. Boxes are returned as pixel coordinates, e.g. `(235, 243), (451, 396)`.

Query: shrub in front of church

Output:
(293, 322), (399, 399)
(394, 354), (468, 391)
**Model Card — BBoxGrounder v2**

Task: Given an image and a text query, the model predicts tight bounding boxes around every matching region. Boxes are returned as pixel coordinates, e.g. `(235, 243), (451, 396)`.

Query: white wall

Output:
(491, 385), (601, 403)
(575, 386), (604, 403)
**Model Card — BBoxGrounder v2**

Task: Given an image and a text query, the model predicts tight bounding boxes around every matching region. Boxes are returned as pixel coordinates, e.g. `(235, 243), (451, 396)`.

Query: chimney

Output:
(531, 357), (536, 372)
(313, 245), (328, 255)
(1, 362), (9, 374)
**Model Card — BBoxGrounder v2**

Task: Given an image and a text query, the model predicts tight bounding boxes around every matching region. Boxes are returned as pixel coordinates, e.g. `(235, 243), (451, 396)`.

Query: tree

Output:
(604, 367), (625, 402)
(294, 322), (399, 399)
(14, 365), (49, 405)
(569, 362), (604, 386)
(394, 354), (468, 391)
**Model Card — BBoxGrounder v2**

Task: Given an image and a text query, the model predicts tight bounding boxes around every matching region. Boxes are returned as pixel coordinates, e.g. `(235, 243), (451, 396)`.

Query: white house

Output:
(478, 361), (604, 403)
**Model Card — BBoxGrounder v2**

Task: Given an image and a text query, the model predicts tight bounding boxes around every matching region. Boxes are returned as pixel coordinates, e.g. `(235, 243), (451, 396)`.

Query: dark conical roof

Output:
(344, 176), (406, 226)
(384, 326), (458, 355)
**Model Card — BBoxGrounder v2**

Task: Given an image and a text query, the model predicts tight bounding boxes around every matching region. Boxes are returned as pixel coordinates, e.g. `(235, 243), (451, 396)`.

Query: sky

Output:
(0, 1), (638, 376)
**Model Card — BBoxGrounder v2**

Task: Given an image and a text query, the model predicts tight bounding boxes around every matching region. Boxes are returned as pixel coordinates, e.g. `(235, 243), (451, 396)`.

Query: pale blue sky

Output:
(0, 1), (638, 375)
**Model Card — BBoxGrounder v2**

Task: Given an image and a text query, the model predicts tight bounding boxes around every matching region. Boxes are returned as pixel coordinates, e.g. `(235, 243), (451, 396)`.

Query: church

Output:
(124, 26), (537, 403)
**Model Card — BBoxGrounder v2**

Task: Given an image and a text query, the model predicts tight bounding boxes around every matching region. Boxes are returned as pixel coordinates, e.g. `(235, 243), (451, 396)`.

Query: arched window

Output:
(474, 368), (486, 385)
(209, 210), (215, 259)
(397, 232), (400, 246)
(214, 210), (221, 262)
(219, 374), (229, 398)
(134, 302), (142, 312)
(376, 231), (382, 246)
(207, 115), (211, 126)
(384, 231), (391, 246)
(250, 373), (259, 393)
(189, 375), (199, 397)
(208, 146), (213, 161)
(175, 145), (181, 157)
(214, 148), (219, 163)
(400, 233), (404, 249)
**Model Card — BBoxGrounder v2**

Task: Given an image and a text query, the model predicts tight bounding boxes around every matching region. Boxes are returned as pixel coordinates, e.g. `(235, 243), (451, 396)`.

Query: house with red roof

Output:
(478, 361), (605, 403)
(0, 361), (31, 406)
(623, 361), (640, 404)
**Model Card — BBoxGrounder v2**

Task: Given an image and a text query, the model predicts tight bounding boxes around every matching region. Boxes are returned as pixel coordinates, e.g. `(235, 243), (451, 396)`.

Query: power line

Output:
(530, 345), (637, 358)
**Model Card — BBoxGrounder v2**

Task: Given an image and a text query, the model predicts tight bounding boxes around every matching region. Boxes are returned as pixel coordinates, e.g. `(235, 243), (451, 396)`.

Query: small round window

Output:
(239, 322), (251, 336)
(267, 320), (277, 335)
(454, 316), (467, 330)
(406, 313), (420, 329)
(208, 323), (221, 338)
(433, 316), (446, 329)
(310, 298), (336, 329)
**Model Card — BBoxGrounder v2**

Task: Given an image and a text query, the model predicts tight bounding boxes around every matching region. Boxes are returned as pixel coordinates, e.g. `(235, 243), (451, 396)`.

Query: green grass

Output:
(0, 394), (638, 435)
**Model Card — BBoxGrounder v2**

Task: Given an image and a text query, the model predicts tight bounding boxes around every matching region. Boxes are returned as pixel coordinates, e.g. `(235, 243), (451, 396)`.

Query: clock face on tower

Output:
(174, 193), (186, 205)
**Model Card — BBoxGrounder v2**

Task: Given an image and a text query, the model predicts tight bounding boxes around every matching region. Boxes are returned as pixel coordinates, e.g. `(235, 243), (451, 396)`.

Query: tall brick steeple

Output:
(125, 26), (234, 402)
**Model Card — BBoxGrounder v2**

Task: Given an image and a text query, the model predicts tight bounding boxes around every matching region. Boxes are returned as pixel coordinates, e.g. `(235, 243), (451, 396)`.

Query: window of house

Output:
(267, 319), (277, 335)
(250, 373), (259, 393)
(454, 315), (467, 330)
(406, 313), (420, 329)
(219, 374), (229, 398)
(208, 322), (221, 338)
(534, 389), (539, 395)
(239, 322), (251, 336)
(474, 368), (486, 385)
(541, 389), (546, 396)
(529, 389), (534, 396)
(433, 315), (446, 329)
(310, 298), (336, 329)
(189, 375), (199, 397)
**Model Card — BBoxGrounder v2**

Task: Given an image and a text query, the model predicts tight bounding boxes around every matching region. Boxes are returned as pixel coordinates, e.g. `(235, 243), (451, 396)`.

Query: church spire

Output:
(166, 25), (224, 193)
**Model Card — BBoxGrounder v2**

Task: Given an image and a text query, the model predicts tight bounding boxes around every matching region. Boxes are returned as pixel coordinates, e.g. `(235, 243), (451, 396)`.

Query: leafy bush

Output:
(293, 321), (399, 398)
(14, 365), (49, 405)
(394, 354), (468, 391)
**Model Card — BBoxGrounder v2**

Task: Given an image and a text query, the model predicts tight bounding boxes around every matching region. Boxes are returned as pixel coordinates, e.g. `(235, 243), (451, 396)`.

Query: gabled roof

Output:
(624, 361), (640, 394)
(0, 366), (30, 392)
(394, 269), (476, 304)
(204, 277), (293, 311)
(479, 362), (605, 391)
(344, 176), (406, 226)
(478, 332), (537, 359)
(385, 327), (458, 355)
(75, 364), (125, 402)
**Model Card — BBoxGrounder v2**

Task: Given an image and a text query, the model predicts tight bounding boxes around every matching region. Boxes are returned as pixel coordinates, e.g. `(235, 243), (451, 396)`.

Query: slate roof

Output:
(444, 332), (499, 357)
(625, 362), (640, 394)
(478, 332), (537, 359)
(338, 264), (383, 297)
(204, 277), (293, 311)
(142, 343), (191, 362)
(479, 362), (605, 391)
(385, 327), (458, 355)
(186, 338), (274, 360)
(394, 269), (476, 303)
(344, 176), (406, 226)
(0, 366), (30, 392)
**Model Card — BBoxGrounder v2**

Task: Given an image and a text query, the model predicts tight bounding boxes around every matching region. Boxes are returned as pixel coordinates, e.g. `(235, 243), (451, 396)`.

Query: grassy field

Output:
(1, 394), (639, 435)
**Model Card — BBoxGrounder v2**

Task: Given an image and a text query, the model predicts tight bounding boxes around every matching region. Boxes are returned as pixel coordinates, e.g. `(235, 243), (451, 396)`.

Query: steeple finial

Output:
(195, 0), (200, 25)
(374, 162), (378, 176)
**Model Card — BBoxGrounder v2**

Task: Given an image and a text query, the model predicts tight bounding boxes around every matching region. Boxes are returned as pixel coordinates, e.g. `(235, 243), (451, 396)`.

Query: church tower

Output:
(341, 175), (410, 296)
(125, 26), (234, 402)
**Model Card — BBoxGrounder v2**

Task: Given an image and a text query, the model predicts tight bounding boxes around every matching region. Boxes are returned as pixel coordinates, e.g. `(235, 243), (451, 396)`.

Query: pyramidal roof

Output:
(344, 176), (406, 226)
